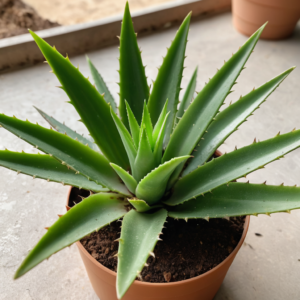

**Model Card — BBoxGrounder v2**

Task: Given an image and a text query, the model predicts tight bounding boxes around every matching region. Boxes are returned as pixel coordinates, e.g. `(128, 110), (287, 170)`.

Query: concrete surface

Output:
(0, 12), (300, 300)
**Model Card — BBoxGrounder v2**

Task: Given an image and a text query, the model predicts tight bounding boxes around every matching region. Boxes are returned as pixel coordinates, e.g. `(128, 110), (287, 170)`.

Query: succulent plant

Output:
(4, 3), (300, 299)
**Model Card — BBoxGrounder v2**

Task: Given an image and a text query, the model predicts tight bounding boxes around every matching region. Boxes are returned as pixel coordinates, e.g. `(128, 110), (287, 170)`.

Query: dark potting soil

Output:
(0, 0), (59, 39)
(71, 188), (245, 283)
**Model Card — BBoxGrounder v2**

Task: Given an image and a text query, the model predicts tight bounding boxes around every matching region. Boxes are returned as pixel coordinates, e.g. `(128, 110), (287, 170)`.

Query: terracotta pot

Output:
(66, 159), (250, 300)
(232, 0), (300, 40)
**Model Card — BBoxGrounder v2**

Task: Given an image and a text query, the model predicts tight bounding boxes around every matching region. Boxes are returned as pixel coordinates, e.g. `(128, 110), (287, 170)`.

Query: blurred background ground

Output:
(0, 0), (177, 38)
(23, 0), (176, 25)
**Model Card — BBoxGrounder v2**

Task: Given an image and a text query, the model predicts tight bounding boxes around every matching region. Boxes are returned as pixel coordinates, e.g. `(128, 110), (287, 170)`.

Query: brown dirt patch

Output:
(0, 0), (59, 39)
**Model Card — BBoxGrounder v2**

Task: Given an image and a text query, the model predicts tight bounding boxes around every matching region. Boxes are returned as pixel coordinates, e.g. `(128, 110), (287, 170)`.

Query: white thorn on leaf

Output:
(149, 251), (155, 258)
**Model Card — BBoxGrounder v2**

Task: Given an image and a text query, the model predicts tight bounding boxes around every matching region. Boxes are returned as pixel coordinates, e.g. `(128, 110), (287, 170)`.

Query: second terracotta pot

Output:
(232, 0), (300, 39)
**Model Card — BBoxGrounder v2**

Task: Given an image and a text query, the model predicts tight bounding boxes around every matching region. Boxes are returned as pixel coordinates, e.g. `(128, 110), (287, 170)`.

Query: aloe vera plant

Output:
(6, 3), (300, 299)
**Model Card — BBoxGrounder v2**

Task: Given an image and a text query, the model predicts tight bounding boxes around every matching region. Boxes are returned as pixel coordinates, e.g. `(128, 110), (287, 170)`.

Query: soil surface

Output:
(72, 188), (245, 283)
(0, 0), (59, 39)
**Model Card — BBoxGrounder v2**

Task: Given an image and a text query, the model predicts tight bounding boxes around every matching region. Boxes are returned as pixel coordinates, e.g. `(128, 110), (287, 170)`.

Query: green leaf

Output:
(29, 31), (129, 169)
(133, 128), (155, 182)
(163, 24), (266, 164)
(110, 163), (137, 194)
(147, 13), (191, 146)
(165, 129), (300, 206)
(86, 56), (117, 112)
(168, 182), (300, 219)
(176, 67), (198, 119)
(15, 193), (128, 279)
(128, 199), (162, 212)
(34, 106), (99, 152)
(111, 108), (137, 170)
(0, 150), (107, 192)
(153, 112), (170, 165)
(136, 156), (190, 205)
(152, 99), (168, 145)
(125, 101), (140, 148)
(183, 67), (295, 176)
(119, 3), (149, 127)
(0, 114), (130, 196)
(117, 209), (167, 299)
(141, 102), (153, 148)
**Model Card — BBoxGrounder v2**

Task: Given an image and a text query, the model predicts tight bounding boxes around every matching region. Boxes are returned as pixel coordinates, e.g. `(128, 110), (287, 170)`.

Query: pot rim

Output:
(233, 12), (299, 27)
(235, 0), (300, 10)
(67, 168), (250, 287)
